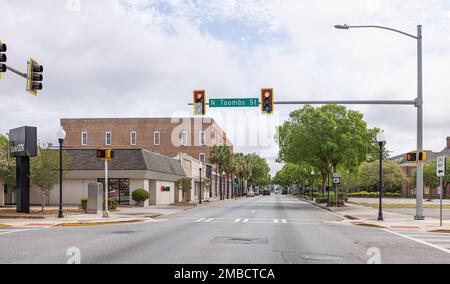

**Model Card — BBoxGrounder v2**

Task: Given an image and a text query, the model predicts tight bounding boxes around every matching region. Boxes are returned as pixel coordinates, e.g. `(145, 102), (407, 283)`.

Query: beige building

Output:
(30, 149), (186, 207)
(61, 117), (233, 163)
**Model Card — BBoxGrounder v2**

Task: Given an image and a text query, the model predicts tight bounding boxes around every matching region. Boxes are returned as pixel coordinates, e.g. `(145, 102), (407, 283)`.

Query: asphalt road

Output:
(0, 195), (449, 264)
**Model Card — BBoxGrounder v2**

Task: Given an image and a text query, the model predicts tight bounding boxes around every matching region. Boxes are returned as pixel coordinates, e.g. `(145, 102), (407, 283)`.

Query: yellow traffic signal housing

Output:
(97, 148), (114, 161)
(193, 90), (206, 116)
(406, 152), (427, 162)
(27, 58), (43, 96)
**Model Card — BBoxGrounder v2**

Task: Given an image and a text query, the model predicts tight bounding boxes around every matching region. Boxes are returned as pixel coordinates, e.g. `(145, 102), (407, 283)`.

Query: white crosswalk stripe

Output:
(195, 218), (206, 223)
(234, 218), (242, 223)
(387, 230), (450, 254)
(274, 219), (279, 223)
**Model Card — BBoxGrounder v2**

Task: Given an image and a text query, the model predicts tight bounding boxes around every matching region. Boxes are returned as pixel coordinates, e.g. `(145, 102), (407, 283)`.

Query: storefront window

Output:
(98, 178), (130, 205)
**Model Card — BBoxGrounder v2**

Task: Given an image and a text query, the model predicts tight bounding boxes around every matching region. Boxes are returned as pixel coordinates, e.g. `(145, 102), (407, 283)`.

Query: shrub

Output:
(81, 198), (88, 211)
(132, 189), (150, 206)
(104, 198), (117, 211)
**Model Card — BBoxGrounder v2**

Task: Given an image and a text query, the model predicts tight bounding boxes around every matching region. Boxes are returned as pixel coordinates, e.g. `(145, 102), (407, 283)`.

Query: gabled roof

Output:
(65, 149), (186, 176)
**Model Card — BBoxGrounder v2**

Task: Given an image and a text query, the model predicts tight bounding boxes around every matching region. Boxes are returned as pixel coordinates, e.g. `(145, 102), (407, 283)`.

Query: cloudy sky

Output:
(1, 0), (450, 174)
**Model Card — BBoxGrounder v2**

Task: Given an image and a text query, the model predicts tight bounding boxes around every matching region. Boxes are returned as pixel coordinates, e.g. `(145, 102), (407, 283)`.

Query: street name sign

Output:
(209, 98), (259, 108)
(437, 156), (447, 177)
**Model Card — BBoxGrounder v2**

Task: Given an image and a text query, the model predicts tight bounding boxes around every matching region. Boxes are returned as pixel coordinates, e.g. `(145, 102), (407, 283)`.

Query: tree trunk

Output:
(219, 169), (223, 200)
(227, 175), (230, 199)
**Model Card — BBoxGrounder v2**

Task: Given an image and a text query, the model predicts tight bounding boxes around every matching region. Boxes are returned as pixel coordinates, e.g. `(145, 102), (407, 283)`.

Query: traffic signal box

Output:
(27, 58), (43, 96)
(193, 90), (206, 116)
(0, 40), (7, 80)
(97, 149), (114, 161)
(261, 88), (274, 114)
(406, 152), (427, 162)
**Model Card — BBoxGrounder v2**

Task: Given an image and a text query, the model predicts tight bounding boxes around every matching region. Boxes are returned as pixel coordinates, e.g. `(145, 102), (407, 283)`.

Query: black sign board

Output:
(9, 126), (37, 157)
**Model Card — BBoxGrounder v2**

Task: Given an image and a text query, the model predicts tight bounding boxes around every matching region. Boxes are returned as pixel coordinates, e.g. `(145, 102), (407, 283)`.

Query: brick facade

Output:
(61, 118), (233, 163)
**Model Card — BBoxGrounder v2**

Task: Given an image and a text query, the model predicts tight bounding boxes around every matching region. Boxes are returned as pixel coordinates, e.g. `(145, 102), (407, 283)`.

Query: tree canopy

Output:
(278, 105), (376, 191)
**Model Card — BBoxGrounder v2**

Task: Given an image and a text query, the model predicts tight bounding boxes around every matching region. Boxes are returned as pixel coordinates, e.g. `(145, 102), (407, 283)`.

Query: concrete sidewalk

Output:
(0, 197), (241, 228)
(315, 201), (450, 232)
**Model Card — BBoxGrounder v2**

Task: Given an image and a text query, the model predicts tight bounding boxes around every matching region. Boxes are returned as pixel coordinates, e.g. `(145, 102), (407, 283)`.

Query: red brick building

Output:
(61, 117), (233, 163)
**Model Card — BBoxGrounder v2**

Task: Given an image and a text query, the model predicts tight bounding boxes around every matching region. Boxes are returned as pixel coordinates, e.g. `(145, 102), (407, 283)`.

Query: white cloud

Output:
(0, 0), (449, 175)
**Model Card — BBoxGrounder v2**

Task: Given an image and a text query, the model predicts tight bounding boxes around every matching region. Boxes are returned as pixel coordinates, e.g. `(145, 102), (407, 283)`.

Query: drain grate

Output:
(212, 237), (268, 245)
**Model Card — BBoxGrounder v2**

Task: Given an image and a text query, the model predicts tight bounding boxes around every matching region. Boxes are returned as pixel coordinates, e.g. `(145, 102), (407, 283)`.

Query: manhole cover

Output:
(300, 254), (343, 262)
(212, 237), (268, 245)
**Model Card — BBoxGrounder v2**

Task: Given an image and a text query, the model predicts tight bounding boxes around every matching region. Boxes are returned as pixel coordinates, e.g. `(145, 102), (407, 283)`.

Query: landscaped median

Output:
(54, 218), (150, 227)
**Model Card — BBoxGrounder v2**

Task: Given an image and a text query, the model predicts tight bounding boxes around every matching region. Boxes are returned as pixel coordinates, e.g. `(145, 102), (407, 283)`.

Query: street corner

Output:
(54, 217), (162, 228)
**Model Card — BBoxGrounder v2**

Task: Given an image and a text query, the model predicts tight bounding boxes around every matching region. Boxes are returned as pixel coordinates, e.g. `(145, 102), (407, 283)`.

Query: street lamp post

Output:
(335, 24), (425, 220)
(199, 166), (202, 205)
(57, 127), (66, 219)
(310, 170), (315, 200)
(377, 131), (386, 221)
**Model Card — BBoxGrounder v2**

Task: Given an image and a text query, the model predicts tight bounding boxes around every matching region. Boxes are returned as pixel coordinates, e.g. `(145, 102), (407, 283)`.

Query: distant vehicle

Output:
(263, 190), (271, 196)
(254, 190), (260, 196)
(247, 191), (255, 197)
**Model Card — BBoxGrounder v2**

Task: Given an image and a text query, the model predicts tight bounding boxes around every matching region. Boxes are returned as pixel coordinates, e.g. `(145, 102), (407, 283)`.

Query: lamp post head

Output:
(57, 127), (66, 143)
(377, 131), (386, 144)
(335, 24), (350, 30)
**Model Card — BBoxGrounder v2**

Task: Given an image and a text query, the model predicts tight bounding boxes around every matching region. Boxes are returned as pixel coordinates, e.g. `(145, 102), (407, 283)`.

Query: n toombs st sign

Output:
(9, 126), (37, 213)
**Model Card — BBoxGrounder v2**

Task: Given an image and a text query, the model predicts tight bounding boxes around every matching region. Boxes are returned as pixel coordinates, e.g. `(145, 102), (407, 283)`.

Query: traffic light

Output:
(27, 58), (43, 96)
(406, 152), (427, 162)
(193, 90), (206, 116)
(97, 149), (114, 160)
(406, 152), (417, 162)
(261, 88), (274, 114)
(0, 40), (6, 79)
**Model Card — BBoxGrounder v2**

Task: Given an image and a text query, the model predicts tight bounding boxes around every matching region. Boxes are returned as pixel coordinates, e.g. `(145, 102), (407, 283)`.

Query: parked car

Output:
(254, 190), (260, 196)
(247, 191), (255, 197)
(263, 190), (271, 196)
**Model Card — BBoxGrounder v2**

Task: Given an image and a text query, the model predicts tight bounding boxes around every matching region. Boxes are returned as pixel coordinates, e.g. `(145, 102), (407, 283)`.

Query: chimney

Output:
(447, 137), (450, 149)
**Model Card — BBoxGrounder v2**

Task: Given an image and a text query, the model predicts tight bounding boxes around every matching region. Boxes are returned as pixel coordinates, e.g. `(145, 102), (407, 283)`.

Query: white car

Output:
(247, 191), (255, 197)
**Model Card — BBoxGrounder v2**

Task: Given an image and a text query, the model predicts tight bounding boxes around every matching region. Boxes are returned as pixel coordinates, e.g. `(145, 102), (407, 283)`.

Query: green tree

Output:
(209, 145), (232, 200)
(246, 154), (270, 188)
(0, 134), (16, 192)
(359, 160), (407, 193)
(421, 158), (450, 198)
(278, 105), (374, 192)
(175, 178), (193, 202)
(30, 147), (73, 212)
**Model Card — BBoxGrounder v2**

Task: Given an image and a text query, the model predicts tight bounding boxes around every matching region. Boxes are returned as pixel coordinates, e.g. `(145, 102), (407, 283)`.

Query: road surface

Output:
(0, 195), (449, 264)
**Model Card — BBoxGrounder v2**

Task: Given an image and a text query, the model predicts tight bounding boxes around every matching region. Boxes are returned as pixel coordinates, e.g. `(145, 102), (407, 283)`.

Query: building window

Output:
(81, 132), (88, 146)
(199, 153), (206, 162)
(154, 131), (161, 146)
(130, 131), (137, 146)
(181, 131), (188, 146)
(199, 131), (206, 146)
(105, 132), (112, 146)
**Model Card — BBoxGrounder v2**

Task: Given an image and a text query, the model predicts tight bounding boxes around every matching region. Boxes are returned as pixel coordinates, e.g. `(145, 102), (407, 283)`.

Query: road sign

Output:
(333, 173), (340, 185)
(209, 98), (259, 108)
(437, 156), (447, 177)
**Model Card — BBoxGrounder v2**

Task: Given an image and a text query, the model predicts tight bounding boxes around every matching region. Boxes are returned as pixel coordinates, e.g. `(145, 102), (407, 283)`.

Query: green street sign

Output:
(209, 98), (260, 108)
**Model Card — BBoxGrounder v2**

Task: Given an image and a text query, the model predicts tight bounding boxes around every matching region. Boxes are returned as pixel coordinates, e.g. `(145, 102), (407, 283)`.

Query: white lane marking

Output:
(383, 229), (450, 255)
(282, 219), (287, 224)
(234, 218), (242, 223)
(204, 218), (214, 223)
(243, 219), (249, 223)
(274, 219), (279, 224)
(0, 228), (42, 236)
(195, 218), (206, 223)
(251, 210), (256, 214)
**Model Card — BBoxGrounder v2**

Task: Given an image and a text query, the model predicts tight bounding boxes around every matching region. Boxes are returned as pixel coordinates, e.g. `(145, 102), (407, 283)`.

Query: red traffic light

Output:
(261, 88), (274, 114)
(97, 150), (106, 159)
(406, 153), (417, 162)
(193, 90), (206, 116)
